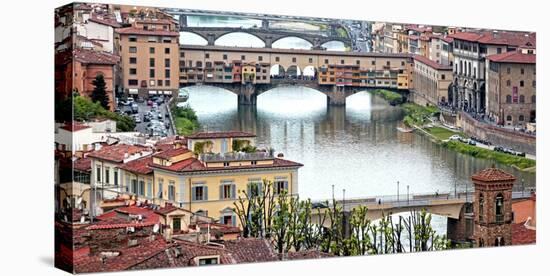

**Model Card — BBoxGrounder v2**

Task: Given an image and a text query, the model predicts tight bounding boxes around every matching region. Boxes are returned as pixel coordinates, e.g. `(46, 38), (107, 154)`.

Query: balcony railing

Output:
(200, 151), (273, 162)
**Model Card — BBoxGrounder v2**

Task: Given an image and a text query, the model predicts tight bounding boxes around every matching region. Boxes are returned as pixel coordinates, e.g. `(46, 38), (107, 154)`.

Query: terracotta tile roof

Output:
(196, 222), (241, 234)
(223, 238), (279, 263)
(60, 122), (90, 132)
(118, 156), (154, 175)
(414, 54), (452, 70)
(73, 158), (91, 172)
(285, 250), (334, 260)
(187, 131), (256, 139)
(87, 144), (151, 163)
(88, 16), (122, 28)
(487, 51), (535, 64)
(441, 36), (454, 43)
(135, 18), (176, 25)
(154, 204), (192, 215)
(512, 222), (536, 245)
(88, 206), (160, 230)
(74, 48), (120, 65)
(116, 27), (179, 37)
(153, 147), (190, 160)
(471, 167), (516, 183)
(449, 31), (535, 47)
(151, 157), (303, 173)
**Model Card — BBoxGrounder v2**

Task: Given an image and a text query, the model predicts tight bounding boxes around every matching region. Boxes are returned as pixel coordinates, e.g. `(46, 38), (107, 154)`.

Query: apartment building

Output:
(412, 55), (453, 106)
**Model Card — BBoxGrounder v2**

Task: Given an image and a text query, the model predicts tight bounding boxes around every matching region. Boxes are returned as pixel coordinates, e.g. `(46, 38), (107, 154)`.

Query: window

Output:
(129, 57), (137, 64)
(309, 58), (313, 63)
(192, 186), (207, 201)
(496, 47), (502, 54)
(506, 80), (511, 87)
(258, 56), (263, 61)
(157, 178), (163, 198)
(401, 61), (405, 66)
(197, 257), (219, 266)
(386, 61), (390, 66)
(532, 80), (536, 88)
(507, 67), (511, 74)
(129, 46), (137, 53)
(519, 115), (525, 121)
(275, 57), (280, 62)
(129, 68), (137, 75)
(292, 57), (297, 62)
(168, 181), (175, 201)
(180, 52), (185, 58)
(506, 115), (512, 121)
(138, 180), (145, 196)
(371, 60), (376, 66)
(478, 194), (484, 222)
(506, 95), (512, 103)
(495, 194), (504, 223)
(340, 59), (344, 64)
(165, 58), (170, 68)
(325, 59), (329, 64)
(129, 36), (137, 42)
(356, 60), (360, 65)
(104, 168), (110, 184)
(223, 54), (227, 60)
(532, 95), (536, 103)
(172, 218), (181, 231)
(520, 80), (524, 87)
(131, 179), (138, 194)
(165, 69), (170, 78)
(274, 179), (288, 195)
(441, 74), (446, 80)
(223, 162), (229, 167)
(241, 55), (245, 60)
(128, 79), (138, 86)
(150, 58), (155, 67)
(165, 80), (171, 86)
(220, 182), (235, 199)
(165, 48), (170, 54)
(149, 69), (155, 78)
(149, 47), (155, 54)
(247, 180), (262, 197)
(96, 166), (101, 182)
(196, 61), (202, 67)
(520, 95), (525, 103)
(114, 170), (118, 186)
(157, 80), (163, 86)
(205, 53), (210, 59)
(520, 68), (525, 74)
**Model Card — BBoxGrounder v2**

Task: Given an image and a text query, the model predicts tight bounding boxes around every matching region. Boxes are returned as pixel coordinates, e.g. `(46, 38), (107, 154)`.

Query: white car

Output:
(449, 134), (461, 141)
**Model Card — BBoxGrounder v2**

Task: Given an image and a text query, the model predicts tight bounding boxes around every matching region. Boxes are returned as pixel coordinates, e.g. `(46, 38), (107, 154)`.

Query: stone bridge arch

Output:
(271, 36), (314, 48)
(214, 31), (266, 47)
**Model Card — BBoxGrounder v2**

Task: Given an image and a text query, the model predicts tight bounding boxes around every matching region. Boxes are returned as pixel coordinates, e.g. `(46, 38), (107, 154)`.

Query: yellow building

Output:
(114, 131), (302, 228)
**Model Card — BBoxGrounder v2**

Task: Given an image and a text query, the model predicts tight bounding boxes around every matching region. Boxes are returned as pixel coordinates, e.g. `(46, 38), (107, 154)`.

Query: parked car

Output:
(493, 146), (504, 152)
(449, 134), (461, 141)
(131, 103), (139, 114)
(157, 113), (163, 119)
(133, 115), (142, 123)
(516, 151), (526, 157)
(468, 139), (477, 146)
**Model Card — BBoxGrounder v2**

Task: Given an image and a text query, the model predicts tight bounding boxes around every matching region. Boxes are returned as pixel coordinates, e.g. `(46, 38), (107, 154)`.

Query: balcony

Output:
(199, 151), (274, 162)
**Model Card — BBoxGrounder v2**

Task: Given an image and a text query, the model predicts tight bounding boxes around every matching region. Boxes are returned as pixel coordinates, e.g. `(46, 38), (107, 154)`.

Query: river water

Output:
(185, 86), (535, 201)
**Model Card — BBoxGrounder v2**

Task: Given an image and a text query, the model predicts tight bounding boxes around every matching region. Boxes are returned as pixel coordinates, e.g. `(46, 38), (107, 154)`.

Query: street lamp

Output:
(407, 185), (409, 205)
(397, 181), (400, 204)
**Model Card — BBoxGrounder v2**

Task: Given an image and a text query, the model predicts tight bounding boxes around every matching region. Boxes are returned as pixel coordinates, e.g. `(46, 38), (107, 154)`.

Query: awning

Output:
(128, 88), (138, 95)
(148, 90), (157, 95)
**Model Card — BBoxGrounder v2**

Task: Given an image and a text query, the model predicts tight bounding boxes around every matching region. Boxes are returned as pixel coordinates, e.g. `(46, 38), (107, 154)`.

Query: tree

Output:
(91, 74), (110, 110)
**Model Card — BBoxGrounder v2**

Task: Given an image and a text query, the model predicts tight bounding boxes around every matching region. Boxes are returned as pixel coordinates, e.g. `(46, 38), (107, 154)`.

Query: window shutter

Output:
(284, 181), (289, 193)
(232, 215), (237, 227)
(219, 185), (224, 200)
(247, 184), (251, 196)
(158, 183), (163, 198)
(231, 184), (236, 199)
(204, 186), (208, 201)
(126, 177), (130, 192)
(179, 182), (184, 202)
(219, 216), (224, 224)
(147, 182), (152, 198)
(191, 187), (196, 201)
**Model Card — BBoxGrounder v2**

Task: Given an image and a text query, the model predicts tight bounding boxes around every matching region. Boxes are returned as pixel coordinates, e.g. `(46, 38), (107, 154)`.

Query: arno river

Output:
(186, 87), (535, 201)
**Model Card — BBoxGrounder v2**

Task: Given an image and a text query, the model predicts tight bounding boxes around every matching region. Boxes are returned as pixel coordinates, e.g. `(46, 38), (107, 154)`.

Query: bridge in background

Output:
(180, 26), (351, 49)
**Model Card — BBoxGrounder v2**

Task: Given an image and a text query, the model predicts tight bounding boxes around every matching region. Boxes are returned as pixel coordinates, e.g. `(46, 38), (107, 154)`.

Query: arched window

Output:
(506, 95), (512, 103)
(520, 95), (525, 103)
(506, 115), (512, 121)
(495, 193), (504, 223)
(478, 193), (484, 222)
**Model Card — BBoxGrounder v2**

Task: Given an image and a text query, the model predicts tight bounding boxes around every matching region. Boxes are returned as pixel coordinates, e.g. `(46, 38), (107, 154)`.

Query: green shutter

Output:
(204, 186), (208, 201)
(231, 184), (236, 199)
(219, 185), (224, 200)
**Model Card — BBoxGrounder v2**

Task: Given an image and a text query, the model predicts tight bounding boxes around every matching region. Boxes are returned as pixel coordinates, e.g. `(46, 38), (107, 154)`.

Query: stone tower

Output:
(472, 167), (515, 247)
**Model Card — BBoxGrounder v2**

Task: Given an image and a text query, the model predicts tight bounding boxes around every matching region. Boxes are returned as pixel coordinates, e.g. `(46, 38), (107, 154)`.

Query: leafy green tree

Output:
(91, 74), (110, 110)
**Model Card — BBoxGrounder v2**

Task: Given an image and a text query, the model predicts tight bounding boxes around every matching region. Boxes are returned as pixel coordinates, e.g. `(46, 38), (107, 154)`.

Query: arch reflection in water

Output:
(185, 86), (535, 201)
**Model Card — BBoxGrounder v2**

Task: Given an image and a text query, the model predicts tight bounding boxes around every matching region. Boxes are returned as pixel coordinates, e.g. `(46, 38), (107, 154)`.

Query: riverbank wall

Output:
(457, 111), (536, 155)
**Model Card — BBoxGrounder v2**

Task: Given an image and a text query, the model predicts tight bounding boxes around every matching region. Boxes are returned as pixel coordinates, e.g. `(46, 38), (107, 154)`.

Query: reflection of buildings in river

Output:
(397, 131), (413, 145)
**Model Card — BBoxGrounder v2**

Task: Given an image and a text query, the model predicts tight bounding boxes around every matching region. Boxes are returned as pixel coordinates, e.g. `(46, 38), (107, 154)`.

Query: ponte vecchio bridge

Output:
(178, 45), (414, 105)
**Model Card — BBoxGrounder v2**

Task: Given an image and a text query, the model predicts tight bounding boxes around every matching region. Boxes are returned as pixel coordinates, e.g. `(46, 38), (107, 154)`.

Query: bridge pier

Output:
(326, 85), (347, 106)
(238, 83), (257, 105)
(446, 203), (474, 246)
(265, 36), (273, 48)
(262, 19), (269, 29)
(207, 33), (216, 46)
(178, 15), (187, 27)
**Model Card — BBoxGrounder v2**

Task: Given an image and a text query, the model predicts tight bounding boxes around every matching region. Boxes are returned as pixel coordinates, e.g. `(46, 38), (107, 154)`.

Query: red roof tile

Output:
(512, 222), (536, 245)
(285, 250), (334, 260)
(88, 16), (122, 28)
(487, 51), (535, 64)
(74, 48), (120, 65)
(223, 238), (279, 263)
(471, 167), (516, 183)
(153, 147), (190, 160)
(450, 31), (535, 47)
(88, 206), (160, 230)
(73, 158), (92, 172)
(87, 144), (151, 163)
(118, 156), (154, 175)
(414, 54), (452, 70)
(441, 36), (454, 43)
(116, 27), (179, 37)
(151, 157), (303, 173)
(187, 131), (256, 139)
(61, 122), (90, 132)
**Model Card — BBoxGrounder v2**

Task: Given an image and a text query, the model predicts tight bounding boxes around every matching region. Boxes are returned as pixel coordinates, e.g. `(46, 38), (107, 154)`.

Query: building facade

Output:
(486, 51), (536, 126)
(412, 55), (453, 106)
(116, 18), (180, 98)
